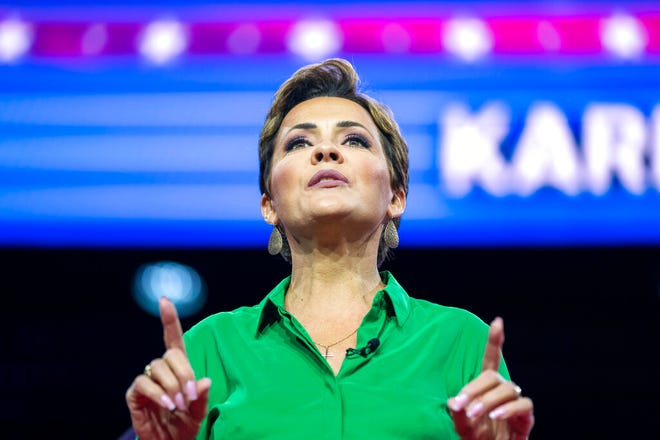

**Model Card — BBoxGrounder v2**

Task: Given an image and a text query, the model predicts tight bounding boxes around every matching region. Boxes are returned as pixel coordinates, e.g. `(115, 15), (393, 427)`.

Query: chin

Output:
(309, 207), (353, 222)
(308, 195), (354, 212)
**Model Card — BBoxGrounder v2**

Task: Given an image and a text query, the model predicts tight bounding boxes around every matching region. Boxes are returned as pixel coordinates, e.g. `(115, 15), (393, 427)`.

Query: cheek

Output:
(269, 161), (298, 204)
(364, 161), (393, 201)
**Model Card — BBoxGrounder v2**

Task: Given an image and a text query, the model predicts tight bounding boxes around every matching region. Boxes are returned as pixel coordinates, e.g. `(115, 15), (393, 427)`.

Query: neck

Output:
(285, 251), (384, 317)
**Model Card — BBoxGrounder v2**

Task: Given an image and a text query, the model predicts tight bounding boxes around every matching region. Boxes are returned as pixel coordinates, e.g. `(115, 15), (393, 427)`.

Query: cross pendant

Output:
(323, 348), (335, 358)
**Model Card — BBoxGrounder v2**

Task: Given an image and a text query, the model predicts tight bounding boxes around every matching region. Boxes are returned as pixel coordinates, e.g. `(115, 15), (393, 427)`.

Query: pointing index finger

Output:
(159, 297), (186, 354)
(481, 316), (504, 372)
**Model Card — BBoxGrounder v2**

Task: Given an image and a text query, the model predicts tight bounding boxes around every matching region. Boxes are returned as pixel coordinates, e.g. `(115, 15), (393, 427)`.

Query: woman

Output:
(126, 58), (534, 439)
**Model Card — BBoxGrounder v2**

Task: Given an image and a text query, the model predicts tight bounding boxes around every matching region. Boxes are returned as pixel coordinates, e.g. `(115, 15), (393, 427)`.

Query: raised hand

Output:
(126, 297), (212, 440)
(447, 317), (534, 440)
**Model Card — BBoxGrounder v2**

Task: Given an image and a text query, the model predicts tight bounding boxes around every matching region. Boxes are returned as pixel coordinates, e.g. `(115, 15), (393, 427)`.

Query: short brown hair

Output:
(258, 58), (409, 266)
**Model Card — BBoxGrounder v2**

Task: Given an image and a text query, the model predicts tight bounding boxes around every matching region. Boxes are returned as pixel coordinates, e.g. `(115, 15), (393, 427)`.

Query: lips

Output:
(307, 169), (349, 187)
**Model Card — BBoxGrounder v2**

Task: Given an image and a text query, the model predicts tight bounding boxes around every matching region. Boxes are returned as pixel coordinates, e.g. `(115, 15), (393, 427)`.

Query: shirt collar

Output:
(256, 270), (411, 335)
(378, 270), (411, 327)
(255, 276), (291, 335)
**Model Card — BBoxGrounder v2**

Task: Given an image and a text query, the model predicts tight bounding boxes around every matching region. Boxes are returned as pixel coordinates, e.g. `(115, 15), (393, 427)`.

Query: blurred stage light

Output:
(537, 20), (561, 52)
(81, 23), (108, 56)
(227, 23), (261, 54)
(0, 18), (32, 63)
(601, 14), (647, 59)
(287, 19), (342, 61)
(133, 261), (207, 318)
(139, 19), (188, 65)
(381, 22), (411, 54)
(443, 17), (493, 62)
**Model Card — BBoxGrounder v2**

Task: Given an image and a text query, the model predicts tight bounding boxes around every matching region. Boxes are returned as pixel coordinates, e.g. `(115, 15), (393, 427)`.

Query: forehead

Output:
(280, 96), (376, 129)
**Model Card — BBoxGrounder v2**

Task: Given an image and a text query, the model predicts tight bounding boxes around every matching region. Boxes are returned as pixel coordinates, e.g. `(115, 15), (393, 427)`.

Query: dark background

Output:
(2, 245), (659, 439)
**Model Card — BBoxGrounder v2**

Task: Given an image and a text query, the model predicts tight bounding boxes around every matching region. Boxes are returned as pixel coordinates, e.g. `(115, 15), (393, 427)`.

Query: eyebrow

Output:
(336, 120), (368, 130)
(285, 120), (370, 135)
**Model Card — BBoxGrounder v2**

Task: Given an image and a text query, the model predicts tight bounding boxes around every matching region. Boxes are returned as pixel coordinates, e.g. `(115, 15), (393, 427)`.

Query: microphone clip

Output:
(346, 338), (380, 357)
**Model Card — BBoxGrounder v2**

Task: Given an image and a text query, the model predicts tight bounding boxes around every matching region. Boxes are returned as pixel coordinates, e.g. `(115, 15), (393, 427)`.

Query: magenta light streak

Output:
(13, 13), (660, 59)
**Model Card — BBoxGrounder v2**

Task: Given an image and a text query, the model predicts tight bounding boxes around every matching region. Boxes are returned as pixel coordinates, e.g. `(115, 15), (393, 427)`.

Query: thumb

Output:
(189, 378), (212, 423)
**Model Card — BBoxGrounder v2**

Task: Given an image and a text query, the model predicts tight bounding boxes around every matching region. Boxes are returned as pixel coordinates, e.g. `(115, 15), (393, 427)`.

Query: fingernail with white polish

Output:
(448, 393), (468, 411)
(489, 407), (506, 420)
(185, 380), (198, 401)
(466, 401), (483, 418)
(161, 394), (176, 411)
(175, 392), (186, 411)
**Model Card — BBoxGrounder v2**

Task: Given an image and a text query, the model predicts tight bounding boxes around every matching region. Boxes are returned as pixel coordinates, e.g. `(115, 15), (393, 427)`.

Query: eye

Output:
(343, 134), (371, 148)
(285, 136), (312, 152)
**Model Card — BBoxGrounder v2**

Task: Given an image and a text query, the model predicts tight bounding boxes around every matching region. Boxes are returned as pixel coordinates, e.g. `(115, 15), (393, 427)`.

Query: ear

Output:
(261, 194), (279, 225)
(387, 188), (406, 219)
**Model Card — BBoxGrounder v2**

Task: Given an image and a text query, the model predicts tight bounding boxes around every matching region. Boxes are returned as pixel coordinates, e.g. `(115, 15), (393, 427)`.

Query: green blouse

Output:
(184, 271), (509, 439)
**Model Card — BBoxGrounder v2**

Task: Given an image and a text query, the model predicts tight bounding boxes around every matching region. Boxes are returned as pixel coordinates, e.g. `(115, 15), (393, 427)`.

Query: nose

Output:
(311, 142), (344, 164)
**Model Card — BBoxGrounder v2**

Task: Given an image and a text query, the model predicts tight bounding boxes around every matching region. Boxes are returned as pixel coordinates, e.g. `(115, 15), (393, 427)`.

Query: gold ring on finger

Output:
(144, 363), (153, 378)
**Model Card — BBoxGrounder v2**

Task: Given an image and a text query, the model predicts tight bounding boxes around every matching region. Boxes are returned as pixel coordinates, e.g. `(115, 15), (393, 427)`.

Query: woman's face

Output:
(262, 96), (404, 237)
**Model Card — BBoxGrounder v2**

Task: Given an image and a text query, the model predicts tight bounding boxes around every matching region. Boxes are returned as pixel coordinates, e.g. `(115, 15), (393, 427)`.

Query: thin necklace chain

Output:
(314, 327), (359, 358)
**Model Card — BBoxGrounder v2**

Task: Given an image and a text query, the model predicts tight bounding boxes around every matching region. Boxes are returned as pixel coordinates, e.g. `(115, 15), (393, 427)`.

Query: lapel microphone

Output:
(346, 338), (380, 357)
